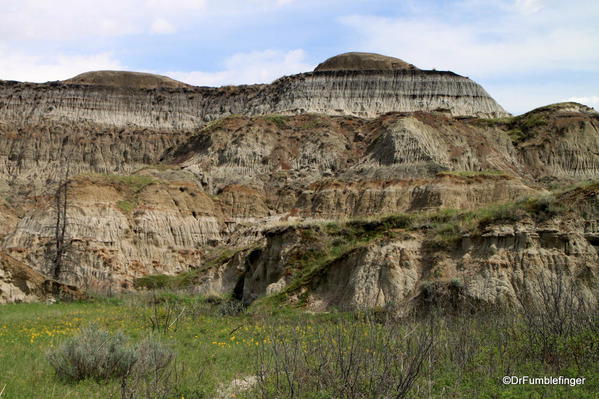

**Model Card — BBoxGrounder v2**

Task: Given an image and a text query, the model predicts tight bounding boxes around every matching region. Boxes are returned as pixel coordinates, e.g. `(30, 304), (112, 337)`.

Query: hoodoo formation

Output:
(0, 53), (597, 312)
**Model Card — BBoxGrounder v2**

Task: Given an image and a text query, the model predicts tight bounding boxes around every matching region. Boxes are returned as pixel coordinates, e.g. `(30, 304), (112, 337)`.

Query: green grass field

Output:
(0, 292), (597, 399)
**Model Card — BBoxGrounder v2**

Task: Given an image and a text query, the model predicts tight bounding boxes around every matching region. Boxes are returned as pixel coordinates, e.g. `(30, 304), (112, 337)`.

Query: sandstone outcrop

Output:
(2, 174), (221, 290)
(2, 106), (598, 292)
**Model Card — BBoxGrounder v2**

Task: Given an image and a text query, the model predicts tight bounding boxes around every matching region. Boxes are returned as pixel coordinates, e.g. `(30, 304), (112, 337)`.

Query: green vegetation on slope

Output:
(135, 181), (597, 303)
(82, 173), (158, 214)
(91, 174), (157, 192)
(133, 248), (238, 290)
(477, 108), (552, 144)
(263, 114), (288, 129)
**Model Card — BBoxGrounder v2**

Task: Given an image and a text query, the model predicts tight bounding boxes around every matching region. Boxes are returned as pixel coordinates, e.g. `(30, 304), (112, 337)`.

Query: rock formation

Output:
(0, 52), (597, 308)
(63, 70), (192, 89)
(195, 183), (599, 311)
(0, 252), (81, 304)
(0, 53), (508, 134)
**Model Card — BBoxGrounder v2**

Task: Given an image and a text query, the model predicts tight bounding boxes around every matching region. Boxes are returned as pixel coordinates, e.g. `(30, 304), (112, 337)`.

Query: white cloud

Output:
(514, 0), (544, 14)
(338, 0), (599, 114)
(0, 49), (124, 82)
(0, 0), (302, 41)
(150, 18), (177, 34)
(567, 96), (599, 110)
(0, 0), (207, 40)
(0, 47), (313, 86)
(167, 49), (314, 86)
(340, 13), (599, 78)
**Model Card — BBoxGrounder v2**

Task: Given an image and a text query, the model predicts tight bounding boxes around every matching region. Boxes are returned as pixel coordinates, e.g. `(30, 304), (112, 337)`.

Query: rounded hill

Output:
(63, 70), (191, 89)
(314, 52), (419, 72)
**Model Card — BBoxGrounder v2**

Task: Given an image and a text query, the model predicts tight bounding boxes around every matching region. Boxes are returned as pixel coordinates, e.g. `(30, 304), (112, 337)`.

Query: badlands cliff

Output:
(0, 52), (597, 310)
(0, 53), (507, 134)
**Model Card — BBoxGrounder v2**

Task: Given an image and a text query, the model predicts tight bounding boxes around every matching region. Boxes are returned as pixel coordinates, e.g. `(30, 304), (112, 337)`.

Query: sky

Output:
(1, 0), (597, 115)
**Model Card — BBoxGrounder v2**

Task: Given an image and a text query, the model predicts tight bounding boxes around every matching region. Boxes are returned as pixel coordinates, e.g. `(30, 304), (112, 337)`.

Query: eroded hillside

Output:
(0, 54), (597, 308)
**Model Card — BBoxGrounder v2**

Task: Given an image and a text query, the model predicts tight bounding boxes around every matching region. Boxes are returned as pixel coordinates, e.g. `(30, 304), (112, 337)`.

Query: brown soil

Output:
(314, 52), (419, 72)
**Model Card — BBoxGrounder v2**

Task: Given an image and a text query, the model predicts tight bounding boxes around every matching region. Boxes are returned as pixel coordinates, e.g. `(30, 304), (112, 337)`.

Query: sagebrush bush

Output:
(47, 325), (174, 383)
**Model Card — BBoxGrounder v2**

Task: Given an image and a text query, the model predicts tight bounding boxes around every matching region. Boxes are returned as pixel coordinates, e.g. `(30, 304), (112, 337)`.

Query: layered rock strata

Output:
(0, 59), (508, 133)
(195, 184), (599, 311)
(2, 106), (598, 292)
(0, 52), (597, 303)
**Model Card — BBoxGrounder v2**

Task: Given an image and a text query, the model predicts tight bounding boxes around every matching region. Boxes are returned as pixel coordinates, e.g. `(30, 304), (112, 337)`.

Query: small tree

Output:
(52, 162), (70, 281)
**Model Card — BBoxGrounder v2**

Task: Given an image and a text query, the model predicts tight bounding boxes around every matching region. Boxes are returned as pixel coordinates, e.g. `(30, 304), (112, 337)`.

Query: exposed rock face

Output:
(2, 175), (221, 291)
(0, 54), (508, 132)
(0, 119), (193, 191)
(268, 70), (508, 118)
(314, 52), (419, 71)
(0, 252), (81, 304)
(309, 219), (598, 311)
(1, 105), (598, 292)
(510, 103), (599, 179)
(0, 52), (597, 306)
(197, 184), (599, 311)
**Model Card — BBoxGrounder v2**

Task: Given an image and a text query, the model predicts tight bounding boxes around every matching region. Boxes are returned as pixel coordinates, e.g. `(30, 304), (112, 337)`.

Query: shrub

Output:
(264, 115), (288, 129)
(47, 325), (175, 384)
(450, 278), (464, 290)
(134, 275), (175, 290)
(47, 325), (137, 382)
(216, 298), (246, 316)
(134, 336), (176, 377)
(252, 318), (436, 399)
(117, 200), (137, 213)
(515, 269), (598, 370)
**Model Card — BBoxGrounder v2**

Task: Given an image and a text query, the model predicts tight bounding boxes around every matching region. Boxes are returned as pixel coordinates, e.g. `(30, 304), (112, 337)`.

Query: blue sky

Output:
(1, 0), (597, 114)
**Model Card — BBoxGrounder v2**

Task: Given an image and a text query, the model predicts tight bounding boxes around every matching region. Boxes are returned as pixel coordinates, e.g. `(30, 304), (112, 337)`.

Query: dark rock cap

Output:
(314, 52), (419, 72)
